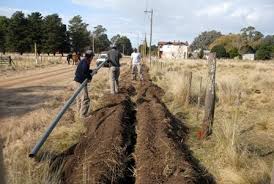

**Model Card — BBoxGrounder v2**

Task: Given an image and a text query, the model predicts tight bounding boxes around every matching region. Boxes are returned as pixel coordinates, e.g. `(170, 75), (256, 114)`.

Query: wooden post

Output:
(34, 43), (38, 65)
(196, 76), (203, 120)
(185, 71), (192, 105)
(202, 53), (217, 137)
(0, 139), (6, 184)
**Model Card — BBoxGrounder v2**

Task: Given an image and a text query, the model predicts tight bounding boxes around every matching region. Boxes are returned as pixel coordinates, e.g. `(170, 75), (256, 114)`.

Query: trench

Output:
(119, 106), (137, 184)
(118, 91), (138, 183)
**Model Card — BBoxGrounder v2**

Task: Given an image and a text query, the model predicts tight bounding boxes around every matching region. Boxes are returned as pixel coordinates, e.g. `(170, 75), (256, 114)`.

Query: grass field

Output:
(149, 59), (274, 184)
(0, 54), (67, 77)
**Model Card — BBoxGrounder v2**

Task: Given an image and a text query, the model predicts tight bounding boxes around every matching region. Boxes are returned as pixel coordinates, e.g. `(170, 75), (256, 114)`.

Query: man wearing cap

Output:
(107, 44), (122, 94)
(74, 50), (95, 118)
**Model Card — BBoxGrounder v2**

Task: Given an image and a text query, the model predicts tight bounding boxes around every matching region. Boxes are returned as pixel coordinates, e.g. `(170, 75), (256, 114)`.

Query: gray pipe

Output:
(29, 59), (108, 158)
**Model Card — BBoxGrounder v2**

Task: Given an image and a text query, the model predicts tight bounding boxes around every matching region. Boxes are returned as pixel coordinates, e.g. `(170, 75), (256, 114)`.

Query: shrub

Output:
(198, 49), (204, 59)
(228, 48), (239, 59)
(255, 45), (272, 60)
(211, 45), (228, 58)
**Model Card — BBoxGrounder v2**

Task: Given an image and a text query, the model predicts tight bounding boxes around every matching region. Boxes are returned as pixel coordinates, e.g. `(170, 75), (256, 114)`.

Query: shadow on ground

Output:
(0, 85), (65, 119)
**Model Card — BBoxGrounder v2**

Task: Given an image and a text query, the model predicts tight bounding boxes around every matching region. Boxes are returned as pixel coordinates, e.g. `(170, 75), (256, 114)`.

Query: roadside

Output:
(0, 60), (110, 183)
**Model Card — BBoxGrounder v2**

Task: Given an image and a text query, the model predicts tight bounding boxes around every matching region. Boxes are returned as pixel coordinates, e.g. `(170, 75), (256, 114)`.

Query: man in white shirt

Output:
(130, 48), (143, 80)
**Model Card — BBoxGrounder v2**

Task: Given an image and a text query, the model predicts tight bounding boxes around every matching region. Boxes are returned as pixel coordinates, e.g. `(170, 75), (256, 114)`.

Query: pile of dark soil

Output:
(59, 64), (215, 184)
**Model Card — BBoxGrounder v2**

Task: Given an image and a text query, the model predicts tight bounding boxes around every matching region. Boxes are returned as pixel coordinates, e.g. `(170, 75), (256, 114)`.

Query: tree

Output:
(228, 48), (239, 58)
(151, 45), (158, 56)
(240, 26), (263, 43)
(211, 45), (228, 58)
(115, 36), (133, 55)
(262, 35), (274, 45)
(93, 25), (110, 53)
(139, 36), (148, 57)
(209, 34), (241, 51)
(198, 49), (204, 59)
(68, 15), (90, 53)
(27, 12), (44, 53)
(111, 34), (120, 44)
(94, 34), (111, 53)
(93, 25), (106, 37)
(190, 30), (222, 50)
(255, 45), (272, 60)
(6, 11), (31, 54)
(0, 16), (9, 53)
(60, 24), (70, 54)
(42, 14), (67, 54)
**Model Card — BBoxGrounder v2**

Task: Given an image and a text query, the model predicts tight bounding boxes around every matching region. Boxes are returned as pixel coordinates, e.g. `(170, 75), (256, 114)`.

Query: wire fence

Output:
(149, 58), (243, 122)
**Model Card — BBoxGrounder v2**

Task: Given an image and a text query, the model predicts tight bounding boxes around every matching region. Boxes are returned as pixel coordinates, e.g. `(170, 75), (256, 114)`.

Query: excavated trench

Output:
(52, 65), (215, 184)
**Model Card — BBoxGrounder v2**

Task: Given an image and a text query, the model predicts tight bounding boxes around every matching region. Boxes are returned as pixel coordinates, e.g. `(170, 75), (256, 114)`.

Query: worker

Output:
(107, 44), (122, 94)
(130, 48), (143, 81)
(74, 50), (95, 118)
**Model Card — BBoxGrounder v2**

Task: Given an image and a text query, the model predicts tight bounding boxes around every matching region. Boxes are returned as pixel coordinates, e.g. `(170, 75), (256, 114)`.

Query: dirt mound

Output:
(61, 92), (136, 183)
(59, 64), (214, 184)
(134, 66), (213, 184)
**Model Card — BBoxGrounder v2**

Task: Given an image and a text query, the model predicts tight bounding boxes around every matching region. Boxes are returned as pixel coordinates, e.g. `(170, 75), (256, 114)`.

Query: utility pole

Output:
(144, 9), (153, 65)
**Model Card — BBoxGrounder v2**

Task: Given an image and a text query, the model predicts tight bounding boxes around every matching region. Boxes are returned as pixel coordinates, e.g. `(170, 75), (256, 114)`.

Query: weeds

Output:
(1, 65), (109, 183)
(150, 59), (274, 184)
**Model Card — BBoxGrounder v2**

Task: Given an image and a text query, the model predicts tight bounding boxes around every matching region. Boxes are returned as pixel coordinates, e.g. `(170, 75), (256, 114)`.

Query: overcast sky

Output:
(0, 0), (273, 47)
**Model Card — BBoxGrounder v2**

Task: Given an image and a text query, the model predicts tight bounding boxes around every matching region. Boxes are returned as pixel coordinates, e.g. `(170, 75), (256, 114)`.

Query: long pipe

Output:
(29, 59), (108, 158)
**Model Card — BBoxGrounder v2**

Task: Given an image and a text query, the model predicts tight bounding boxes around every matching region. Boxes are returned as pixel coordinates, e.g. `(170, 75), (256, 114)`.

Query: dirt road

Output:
(0, 64), (75, 122)
(59, 65), (215, 184)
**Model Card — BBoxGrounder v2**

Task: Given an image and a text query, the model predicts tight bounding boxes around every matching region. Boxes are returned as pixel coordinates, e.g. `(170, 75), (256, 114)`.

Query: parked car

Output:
(96, 53), (109, 67)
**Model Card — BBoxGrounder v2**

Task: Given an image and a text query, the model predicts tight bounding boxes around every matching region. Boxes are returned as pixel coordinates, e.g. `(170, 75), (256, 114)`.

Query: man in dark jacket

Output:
(74, 50), (95, 118)
(107, 44), (122, 94)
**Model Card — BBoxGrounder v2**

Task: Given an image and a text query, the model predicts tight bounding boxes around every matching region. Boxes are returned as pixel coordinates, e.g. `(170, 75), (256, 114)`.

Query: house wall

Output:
(243, 54), (255, 61)
(159, 45), (188, 59)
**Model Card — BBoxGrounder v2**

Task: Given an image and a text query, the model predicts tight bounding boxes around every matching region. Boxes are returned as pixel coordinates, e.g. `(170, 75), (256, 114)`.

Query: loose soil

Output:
(60, 64), (215, 183)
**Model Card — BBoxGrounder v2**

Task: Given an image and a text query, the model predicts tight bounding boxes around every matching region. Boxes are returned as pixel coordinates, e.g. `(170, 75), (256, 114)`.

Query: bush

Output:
(228, 48), (239, 58)
(211, 45), (228, 58)
(255, 45), (272, 60)
(198, 49), (204, 59)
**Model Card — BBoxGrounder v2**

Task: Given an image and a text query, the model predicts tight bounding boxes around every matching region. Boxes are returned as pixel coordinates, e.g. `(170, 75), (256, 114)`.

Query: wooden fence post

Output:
(0, 138), (6, 184)
(202, 53), (217, 137)
(185, 71), (192, 105)
(196, 76), (203, 120)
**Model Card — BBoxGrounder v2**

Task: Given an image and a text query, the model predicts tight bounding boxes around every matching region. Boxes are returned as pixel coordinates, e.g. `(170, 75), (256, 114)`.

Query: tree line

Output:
(190, 27), (274, 60)
(0, 11), (133, 55)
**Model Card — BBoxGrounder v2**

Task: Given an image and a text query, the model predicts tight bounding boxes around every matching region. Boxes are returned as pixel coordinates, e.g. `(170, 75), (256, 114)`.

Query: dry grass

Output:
(0, 54), (67, 75)
(0, 66), (110, 183)
(150, 59), (274, 184)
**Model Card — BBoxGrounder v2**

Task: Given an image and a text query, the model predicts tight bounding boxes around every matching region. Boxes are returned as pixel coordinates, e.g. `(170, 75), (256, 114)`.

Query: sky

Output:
(0, 0), (273, 47)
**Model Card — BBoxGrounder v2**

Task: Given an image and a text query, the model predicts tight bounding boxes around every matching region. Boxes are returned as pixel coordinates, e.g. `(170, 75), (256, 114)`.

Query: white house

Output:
(158, 41), (188, 59)
(243, 54), (255, 61)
